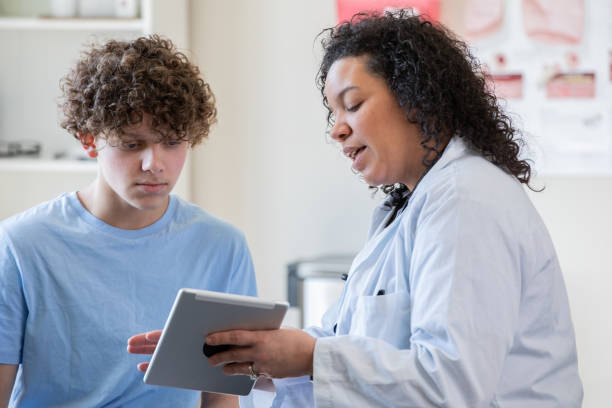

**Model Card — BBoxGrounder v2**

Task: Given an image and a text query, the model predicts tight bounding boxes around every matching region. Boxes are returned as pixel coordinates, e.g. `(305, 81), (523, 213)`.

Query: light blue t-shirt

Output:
(0, 192), (257, 407)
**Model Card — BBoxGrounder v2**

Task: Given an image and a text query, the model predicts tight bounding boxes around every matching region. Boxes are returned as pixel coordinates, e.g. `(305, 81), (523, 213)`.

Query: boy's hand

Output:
(127, 330), (162, 372)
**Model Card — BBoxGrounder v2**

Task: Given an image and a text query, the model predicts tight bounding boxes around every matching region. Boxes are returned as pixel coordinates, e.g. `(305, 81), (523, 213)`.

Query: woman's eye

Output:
(347, 101), (363, 112)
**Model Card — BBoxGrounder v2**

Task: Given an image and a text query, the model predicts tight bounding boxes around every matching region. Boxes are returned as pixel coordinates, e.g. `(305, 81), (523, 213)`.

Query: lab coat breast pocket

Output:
(349, 291), (412, 349)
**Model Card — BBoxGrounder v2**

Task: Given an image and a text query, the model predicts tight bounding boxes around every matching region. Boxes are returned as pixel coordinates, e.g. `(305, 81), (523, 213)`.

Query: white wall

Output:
(189, 1), (610, 406)
(189, 0), (379, 301)
(527, 177), (612, 407)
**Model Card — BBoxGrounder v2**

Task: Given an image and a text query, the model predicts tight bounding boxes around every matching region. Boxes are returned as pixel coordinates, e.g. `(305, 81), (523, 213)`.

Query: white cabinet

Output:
(0, 0), (191, 219)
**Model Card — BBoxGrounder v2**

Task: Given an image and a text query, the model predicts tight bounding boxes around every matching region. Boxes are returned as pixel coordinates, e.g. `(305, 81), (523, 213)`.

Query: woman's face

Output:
(324, 56), (427, 189)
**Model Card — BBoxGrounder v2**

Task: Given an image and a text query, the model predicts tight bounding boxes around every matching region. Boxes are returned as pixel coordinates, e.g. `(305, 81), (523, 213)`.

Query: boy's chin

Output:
(129, 195), (170, 211)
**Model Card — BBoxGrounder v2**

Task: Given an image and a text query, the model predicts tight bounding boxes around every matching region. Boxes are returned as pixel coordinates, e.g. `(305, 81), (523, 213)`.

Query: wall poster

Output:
(463, 0), (612, 176)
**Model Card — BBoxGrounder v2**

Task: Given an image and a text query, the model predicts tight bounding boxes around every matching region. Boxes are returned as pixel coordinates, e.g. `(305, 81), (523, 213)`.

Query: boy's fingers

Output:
(127, 333), (150, 346)
(127, 345), (157, 354)
(144, 330), (162, 343)
(127, 330), (162, 347)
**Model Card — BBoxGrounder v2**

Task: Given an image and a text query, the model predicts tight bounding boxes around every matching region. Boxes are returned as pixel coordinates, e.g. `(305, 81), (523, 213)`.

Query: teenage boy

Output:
(0, 36), (255, 407)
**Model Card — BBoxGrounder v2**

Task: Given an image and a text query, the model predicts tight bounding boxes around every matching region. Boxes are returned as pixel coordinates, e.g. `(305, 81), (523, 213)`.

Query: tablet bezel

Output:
(143, 288), (289, 396)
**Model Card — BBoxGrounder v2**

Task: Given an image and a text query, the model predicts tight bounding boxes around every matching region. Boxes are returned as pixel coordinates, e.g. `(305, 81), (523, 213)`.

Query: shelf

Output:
(0, 17), (144, 31)
(0, 158), (98, 173)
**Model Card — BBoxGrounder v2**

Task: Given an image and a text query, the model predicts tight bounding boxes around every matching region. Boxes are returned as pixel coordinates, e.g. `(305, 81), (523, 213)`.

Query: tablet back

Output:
(143, 289), (288, 396)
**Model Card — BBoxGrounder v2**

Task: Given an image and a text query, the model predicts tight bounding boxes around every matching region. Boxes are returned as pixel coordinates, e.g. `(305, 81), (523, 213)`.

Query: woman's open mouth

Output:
(344, 146), (366, 161)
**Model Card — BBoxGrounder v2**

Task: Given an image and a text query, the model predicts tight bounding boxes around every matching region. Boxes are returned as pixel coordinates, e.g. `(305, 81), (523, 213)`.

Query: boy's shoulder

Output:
(0, 193), (78, 252)
(171, 195), (246, 242)
(1, 193), (74, 232)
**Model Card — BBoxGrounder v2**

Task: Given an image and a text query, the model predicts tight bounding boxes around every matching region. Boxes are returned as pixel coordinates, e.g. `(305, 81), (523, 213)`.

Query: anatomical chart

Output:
(462, 0), (612, 175)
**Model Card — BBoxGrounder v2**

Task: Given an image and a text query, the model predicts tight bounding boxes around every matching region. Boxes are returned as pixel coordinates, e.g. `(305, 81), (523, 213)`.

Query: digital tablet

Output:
(143, 288), (289, 396)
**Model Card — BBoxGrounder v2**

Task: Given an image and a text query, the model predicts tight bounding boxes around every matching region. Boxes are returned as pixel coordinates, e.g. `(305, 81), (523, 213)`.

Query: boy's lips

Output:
(135, 179), (167, 185)
(135, 181), (168, 193)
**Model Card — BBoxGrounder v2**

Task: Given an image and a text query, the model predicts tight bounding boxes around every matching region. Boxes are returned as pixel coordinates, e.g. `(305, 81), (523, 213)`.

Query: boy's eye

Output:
(165, 140), (183, 147)
(120, 141), (142, 150)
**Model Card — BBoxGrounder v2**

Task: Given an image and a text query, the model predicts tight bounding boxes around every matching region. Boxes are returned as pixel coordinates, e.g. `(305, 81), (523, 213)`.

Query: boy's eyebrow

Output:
(120, 131), (143, 137)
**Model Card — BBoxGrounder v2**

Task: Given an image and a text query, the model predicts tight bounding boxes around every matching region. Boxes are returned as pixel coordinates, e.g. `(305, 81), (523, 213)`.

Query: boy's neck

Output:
(77, 182), (170, 230)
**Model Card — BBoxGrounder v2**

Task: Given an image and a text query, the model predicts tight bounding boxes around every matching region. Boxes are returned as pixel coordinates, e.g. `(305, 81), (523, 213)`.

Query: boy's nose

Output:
(141, 145), (164, 173)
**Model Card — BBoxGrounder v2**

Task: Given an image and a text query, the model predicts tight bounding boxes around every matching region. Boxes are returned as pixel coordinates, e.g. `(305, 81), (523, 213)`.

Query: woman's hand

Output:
(126, 330), (162, 372)
(206, 328), (316, 379)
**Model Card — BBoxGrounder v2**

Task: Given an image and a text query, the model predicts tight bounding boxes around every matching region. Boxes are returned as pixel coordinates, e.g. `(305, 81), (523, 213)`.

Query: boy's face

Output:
(96, 115), (189, 212)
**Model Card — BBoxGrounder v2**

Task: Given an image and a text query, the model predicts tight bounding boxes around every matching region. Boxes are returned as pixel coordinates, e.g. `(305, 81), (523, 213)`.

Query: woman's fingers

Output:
(207, 345), (255, 367)
(220, 362), (253, 376)
(206, 329), (257, 347)
(128, 329), (315, 378)
(253, 377), (276, 391)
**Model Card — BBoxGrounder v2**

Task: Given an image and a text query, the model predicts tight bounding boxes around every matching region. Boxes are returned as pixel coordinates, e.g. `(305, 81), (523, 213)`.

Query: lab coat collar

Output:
(368, 136), (470, 238)
(428, 136), (468, 174)
(351, 138), (470, 290)
(413, 135), (470, 195)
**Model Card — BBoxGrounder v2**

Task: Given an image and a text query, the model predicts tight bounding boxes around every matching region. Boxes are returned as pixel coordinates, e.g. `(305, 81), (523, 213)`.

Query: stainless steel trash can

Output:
(287, 255), (354, 328)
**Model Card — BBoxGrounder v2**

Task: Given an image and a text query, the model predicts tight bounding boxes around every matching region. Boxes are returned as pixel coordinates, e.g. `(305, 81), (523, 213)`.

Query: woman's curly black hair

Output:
(60, 35), (216, 145)
(317, 10), (534, 197)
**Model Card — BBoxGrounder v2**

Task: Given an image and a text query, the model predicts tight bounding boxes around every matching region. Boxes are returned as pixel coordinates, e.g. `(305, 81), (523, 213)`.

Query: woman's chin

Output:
(362, 174), (381, 187)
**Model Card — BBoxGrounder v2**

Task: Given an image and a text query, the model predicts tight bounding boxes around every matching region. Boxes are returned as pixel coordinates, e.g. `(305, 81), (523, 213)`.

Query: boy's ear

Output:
(78, 132), (98, 158)
(78, 131), (95, 147)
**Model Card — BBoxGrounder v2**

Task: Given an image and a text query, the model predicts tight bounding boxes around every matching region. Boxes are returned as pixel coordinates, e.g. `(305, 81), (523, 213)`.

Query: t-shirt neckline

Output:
(66, 191), (178, 239)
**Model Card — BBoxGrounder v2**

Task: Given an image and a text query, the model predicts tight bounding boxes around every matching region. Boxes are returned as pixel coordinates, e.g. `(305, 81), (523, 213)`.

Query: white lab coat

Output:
(242, 137), (582, 407)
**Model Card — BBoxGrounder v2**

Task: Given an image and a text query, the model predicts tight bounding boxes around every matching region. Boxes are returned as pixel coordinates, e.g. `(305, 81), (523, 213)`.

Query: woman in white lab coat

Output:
(130, 10), (583, 407)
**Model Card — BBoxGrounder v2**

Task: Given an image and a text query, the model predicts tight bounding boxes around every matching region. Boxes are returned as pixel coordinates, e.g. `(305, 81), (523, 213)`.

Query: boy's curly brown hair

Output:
(59, 35), (216, 146)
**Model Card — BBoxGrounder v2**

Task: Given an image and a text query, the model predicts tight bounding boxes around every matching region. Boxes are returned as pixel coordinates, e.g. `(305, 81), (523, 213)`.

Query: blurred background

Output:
(0, 0), (610, 406)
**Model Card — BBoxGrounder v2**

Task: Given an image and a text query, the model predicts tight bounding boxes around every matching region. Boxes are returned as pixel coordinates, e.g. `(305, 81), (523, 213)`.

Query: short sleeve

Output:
(228, 232), (257, 297)
(0, 228), (27, 364)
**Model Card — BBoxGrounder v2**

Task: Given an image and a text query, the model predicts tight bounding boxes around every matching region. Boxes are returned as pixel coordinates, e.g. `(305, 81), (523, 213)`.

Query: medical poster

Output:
(463, 0), (612, 175)
(464, 0), (504, 39)
(487, 74), (523, 99)
(546, 73), (595, 99)
(522, 0), (584, 44)
(336, 0), (440, 23)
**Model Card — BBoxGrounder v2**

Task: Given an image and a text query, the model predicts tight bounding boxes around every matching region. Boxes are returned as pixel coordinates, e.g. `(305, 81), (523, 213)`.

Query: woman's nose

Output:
(329, 120), (351, 142)
(141, 145), (164, 173)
